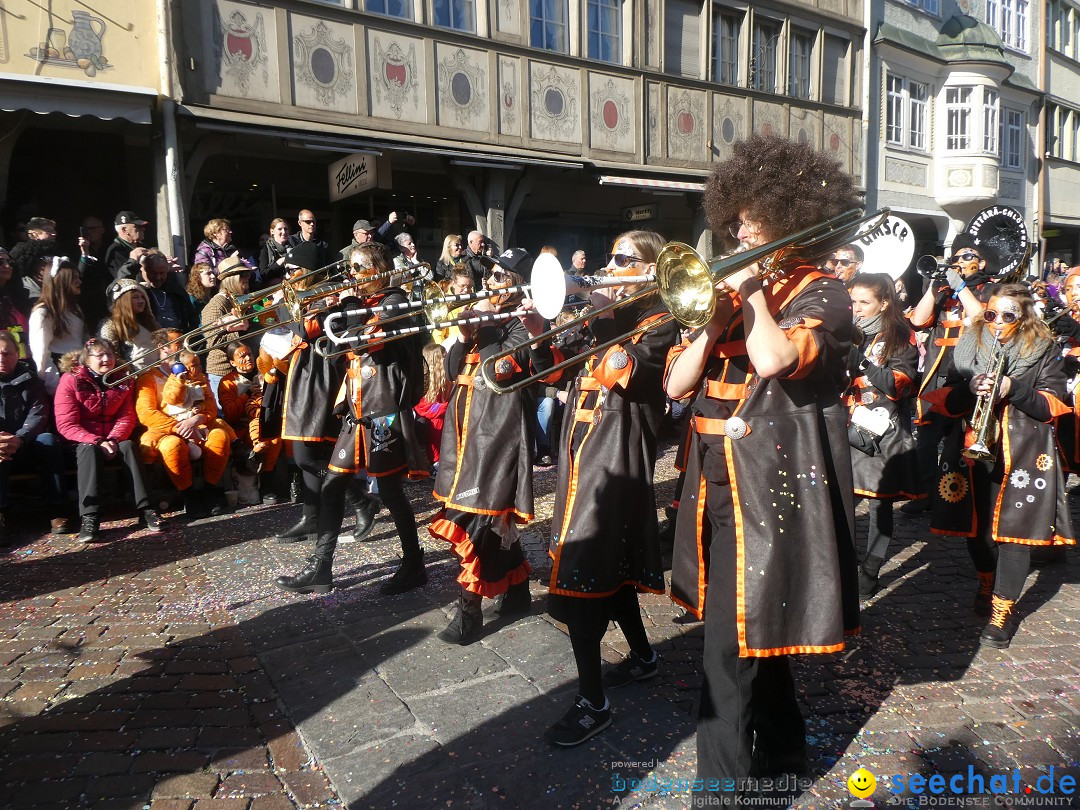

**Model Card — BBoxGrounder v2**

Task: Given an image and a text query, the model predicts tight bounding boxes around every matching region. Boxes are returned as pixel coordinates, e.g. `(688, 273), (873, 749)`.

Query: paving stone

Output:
(152, 772), (221, 799)
(217, 772), (283, 797)
(279, 770), (334, 806)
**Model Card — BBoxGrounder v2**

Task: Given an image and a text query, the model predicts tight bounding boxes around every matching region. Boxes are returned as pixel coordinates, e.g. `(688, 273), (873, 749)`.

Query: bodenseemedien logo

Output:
(848, 767), (877, 807)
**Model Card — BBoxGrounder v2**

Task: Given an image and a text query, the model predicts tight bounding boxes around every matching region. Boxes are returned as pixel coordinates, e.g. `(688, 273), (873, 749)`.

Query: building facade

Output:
(1, 0), (865, 266)
(864, 0), (1042, 273)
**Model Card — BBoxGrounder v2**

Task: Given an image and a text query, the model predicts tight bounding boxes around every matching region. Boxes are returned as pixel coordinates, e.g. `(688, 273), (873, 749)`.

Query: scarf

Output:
(854, 312), (884, 339)
(952, 325), (1049, 381)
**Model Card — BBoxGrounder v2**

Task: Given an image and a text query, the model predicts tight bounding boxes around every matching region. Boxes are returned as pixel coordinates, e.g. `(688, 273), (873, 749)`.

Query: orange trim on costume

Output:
(705, 379), (748, 400)
(765, 267), (830, 314)
(1039, 390), (1071, 419)
(549, 404), (603, 589)
(940, 318), (964, 329)
(934, 337), (960, 348)
(920, 386), (965, 418)
(465, 353), (481, 364)
(578, 377), (602, 392)
(592, 344), (634, 390)
(743, 642), (846, 657)
(784, 318), (823, 380)
(692, 415), (752, 438)
(994, 535), (1077, 546)
(854, 487), (926, 501)
(535, 345), (566, 385)
(726, 414), (750, 655)
(429, 516), (533, 598)
(548, 580), (665, 599)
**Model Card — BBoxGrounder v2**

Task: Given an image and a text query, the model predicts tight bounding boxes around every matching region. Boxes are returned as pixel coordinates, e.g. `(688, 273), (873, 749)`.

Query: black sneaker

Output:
(602, 651), (660, 689)
(545, 696), (612, 747)
(141, 509), (163, 533)
(535, 454), (554, 468)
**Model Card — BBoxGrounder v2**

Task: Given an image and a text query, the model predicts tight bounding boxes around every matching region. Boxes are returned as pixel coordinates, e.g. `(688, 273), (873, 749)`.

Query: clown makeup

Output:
(605, 236), (653, 298)
(983, 295), (1023, 344)
(229, 345), (255, 374)
(952, 248), (985, 278)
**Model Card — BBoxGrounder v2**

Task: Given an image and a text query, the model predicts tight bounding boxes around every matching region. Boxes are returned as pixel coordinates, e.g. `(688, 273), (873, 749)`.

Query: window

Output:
(983, 89), (999, 153)
(750, 18), (782, 92)
(906, 0), (939, 14)
(945, 87), (972, 150)
(588, 0), (622, 62)
(664, 0), (701, 77)
(1002, 109), (1023, 168)
(909, 81), (927, 149)
(531, 0), (569, 52)
(712, 9), (741, 85)
(434, 0), (475, 31)
(987, 0), (1028, 49)
(788, 28), (814, 99)
(886, 75), (904, 144)
(367, 0), (412, 18)
(885, 74), (928, 150)
(821, 34), (849, 105)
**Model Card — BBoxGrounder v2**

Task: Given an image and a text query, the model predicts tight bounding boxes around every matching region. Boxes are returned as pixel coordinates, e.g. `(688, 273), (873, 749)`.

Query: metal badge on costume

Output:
(964, 206), (1031, 283)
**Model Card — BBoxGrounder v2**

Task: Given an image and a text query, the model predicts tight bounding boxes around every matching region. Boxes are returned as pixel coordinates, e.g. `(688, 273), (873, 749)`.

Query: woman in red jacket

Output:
(54, 337), (161, 543)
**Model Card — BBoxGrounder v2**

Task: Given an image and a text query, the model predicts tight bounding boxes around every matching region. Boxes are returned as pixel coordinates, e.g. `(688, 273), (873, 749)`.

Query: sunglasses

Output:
(299, 219), (316, 225)
(829, 258), (856, 267)
(954, 251), (980, 262)
(487, 270), (512, 284)
(605, 253), (643, 268)
(983, 309), (1019, 325)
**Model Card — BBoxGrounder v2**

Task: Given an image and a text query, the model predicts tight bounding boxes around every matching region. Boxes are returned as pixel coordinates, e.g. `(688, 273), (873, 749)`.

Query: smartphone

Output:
(79, 226), (89, 239)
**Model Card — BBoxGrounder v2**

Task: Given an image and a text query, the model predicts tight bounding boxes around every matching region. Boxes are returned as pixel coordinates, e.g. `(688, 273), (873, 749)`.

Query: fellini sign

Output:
(328, 152), (379, 202)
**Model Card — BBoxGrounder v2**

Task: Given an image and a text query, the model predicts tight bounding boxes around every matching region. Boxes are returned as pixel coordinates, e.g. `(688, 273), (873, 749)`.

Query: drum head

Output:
(531, 253), (568, 320)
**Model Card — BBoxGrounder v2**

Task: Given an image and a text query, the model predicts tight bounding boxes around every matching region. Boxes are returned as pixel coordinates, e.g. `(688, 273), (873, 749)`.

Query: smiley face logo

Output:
(848, 768), (876, 799)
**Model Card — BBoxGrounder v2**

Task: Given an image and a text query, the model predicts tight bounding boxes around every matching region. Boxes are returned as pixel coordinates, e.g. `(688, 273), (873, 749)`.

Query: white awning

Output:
(0, 75), (157, 124)
(599, 174), (706, 192)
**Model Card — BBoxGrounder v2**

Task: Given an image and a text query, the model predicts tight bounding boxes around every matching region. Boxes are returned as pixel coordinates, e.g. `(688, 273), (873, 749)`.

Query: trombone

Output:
(476, 207), (890, 394)
(313, 256), (650, 358)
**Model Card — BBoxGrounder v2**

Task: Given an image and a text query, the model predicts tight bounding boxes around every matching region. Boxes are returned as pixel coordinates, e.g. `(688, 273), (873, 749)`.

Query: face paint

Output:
(984, 295), (1022, 344)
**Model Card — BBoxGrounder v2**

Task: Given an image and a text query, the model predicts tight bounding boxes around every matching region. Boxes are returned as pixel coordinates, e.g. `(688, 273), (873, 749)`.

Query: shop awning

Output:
(0, 75), (157, 124)
(599, 175), (706, 192)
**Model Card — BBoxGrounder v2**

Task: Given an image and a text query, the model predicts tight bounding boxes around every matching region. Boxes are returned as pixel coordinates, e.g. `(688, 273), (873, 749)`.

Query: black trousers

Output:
(913, 410), (953, 501)
(76, 441), (151, 516)
(697, 479), (805, 796)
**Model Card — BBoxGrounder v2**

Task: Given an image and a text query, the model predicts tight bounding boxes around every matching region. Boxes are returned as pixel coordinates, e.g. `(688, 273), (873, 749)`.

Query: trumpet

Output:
(963, 337), (1006, 461)
(476, 207), (889, 394)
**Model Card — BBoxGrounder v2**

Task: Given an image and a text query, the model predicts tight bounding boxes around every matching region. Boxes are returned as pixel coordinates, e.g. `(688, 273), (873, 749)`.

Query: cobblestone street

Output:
(0, 442), (1077, 809)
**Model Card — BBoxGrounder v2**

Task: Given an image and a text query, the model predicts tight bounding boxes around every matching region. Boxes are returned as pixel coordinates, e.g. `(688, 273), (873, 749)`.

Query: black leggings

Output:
(316, 471), (419, 562)
(563, 586), (652, 707)
(290, 441), (332, 507)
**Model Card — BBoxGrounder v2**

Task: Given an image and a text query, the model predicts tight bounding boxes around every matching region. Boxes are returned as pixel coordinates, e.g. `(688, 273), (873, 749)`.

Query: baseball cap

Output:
(480, 247), (533, 277)
(352, 219), (376, 233)
(115, 211), (148, 226)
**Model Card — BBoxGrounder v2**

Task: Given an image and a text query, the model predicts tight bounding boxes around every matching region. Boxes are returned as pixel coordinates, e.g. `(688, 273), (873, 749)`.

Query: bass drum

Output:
(853, 215), (916, 280)
(964, 206), (1031, 282)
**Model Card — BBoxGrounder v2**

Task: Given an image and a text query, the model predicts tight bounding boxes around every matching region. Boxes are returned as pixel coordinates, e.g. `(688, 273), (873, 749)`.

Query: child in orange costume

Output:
(218, 341), (284, 504)
(135, 330), (234, 517)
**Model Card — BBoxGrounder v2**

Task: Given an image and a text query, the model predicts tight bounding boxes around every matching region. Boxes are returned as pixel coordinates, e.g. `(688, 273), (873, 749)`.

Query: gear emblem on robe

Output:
(496, 359), (513, 375)
(1010, 469), (1030, 489)
(1036, 454), (1054, 471)
(939, 471), (968, 503)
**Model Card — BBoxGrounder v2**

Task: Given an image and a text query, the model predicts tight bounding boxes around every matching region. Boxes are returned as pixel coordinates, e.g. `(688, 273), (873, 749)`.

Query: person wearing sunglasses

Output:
(904, 234), (998, 515)
(922, 283), (1073, 648)
(542, 230), (679, 747)
(823, 244), (863, 283)
(430, 246), (554, 645)
(664, 135), (862, 796)
(287, 208), (330, 269)
(275, 242), (426, 596)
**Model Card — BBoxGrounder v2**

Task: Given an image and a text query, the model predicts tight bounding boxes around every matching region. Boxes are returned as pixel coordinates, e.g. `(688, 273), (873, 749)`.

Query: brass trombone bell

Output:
(655, 207), (889, 329)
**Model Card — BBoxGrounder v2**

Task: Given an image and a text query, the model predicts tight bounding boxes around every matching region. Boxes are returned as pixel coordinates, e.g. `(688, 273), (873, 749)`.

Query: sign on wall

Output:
(328, 152), (378, 202)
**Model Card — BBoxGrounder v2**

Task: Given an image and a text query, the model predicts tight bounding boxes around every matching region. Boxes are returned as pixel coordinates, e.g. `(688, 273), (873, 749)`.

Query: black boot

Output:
(77, 515), (100, 544)
(183, 489), (208, 520)
(206, 484), (229, 516)
(289, 469), (302, 504)
(275, 551), (334, 594)
(260, 471), (281, 505)
(275, 504), (318, 544)
(490, 579), (531, 617)
(438, 590), (483, 644)
(380, 549), (427, 595)
(346, 481), (378, 542)
(980, 595), (1017, 648)
(858, 555), (884, 599)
